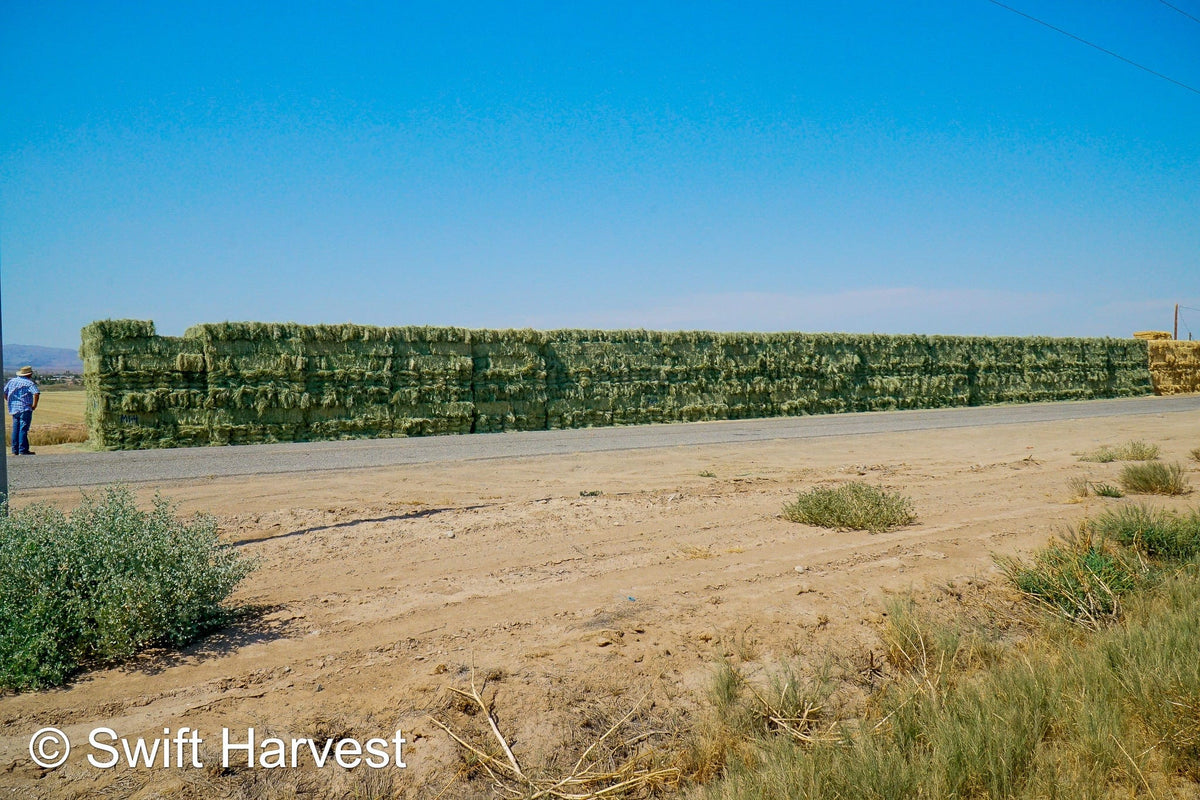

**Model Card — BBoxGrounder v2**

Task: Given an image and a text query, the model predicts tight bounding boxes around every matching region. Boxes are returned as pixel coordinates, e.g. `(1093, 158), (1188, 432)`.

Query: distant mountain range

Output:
(3, 344), (83, 375)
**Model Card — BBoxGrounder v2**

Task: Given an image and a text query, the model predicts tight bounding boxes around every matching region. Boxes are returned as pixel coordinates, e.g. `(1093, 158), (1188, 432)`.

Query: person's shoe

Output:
(20, 451), (34, 456)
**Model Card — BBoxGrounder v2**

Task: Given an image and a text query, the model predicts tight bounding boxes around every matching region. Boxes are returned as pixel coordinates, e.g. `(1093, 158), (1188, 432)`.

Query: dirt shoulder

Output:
(3, 410), (1199, 798)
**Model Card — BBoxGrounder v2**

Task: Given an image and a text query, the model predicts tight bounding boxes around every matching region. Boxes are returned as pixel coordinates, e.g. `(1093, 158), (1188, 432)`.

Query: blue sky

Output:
(2, 1), (1198, 350)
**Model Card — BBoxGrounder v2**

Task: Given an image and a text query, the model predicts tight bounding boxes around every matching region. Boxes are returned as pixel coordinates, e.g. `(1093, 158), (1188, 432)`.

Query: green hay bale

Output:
(81, 320), (1157, 450)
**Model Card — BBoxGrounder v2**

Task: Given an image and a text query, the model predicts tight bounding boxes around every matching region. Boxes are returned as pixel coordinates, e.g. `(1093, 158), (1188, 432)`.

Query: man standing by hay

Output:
(4, 366), (40, 456)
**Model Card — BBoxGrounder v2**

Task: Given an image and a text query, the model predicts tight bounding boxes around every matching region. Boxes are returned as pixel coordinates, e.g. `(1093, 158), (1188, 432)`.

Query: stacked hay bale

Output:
(1107, 338), (1159, 395)
(298, 324), (409, 442)
(188, 322), (474, 443)
(542, 332), (1146, 425)
(82, 321), (1156, 449)
(470, 329), (548, 432)
(80, 320), (207, 449)
(83, 321), (475, 448)
(185, 322), (311, 444)
(1147, 340), (1200, 394)
(544, 331), (729, 428)
(388, 327), (474, 436)
(851, 334), (967, 411)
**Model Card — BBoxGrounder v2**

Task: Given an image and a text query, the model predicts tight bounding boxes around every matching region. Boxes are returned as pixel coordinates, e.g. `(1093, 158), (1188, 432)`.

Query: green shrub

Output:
(995, 529), (1148, 626)
(1119, 461), (1190, 495)
(1067, 478), (1123, 499)
(1079, 440), (1160, 463)
(1091, 504), (1200, 562)
(783, 483), (915, 533)
(0, 487), (255, 690)
(1078, 446), (1120, 463)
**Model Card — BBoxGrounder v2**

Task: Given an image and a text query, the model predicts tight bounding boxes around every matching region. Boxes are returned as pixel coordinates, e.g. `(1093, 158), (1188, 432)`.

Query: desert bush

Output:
(1078, 446), (1119, 463)
(1103, 576), (1200, 777)
(1079, 440), (1159, 463)
(1119, 461), (1190, 495)
(1091, 504), (1200, 562)
(1067, 478), (1124, 499)
(683, 659), (834, 784)
(705, 574), (1200, 800)
(0, 486), (254, 690)
(783, 483), (915, 533)
(1190, 446), (1200, 463)
(995, 529), (1147, 627)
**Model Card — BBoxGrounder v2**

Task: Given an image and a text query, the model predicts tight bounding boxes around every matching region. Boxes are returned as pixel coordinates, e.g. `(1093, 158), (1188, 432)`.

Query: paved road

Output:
(9, 395), (1200, 491)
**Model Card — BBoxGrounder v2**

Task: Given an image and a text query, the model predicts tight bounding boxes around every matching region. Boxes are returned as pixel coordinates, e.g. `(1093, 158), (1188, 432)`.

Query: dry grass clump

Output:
(783, 483), (915, 533)
(1190, 446), (1200, 463)
(1066, 476), (1089, 500)
(431, 673), (680, 799)
(1078, 440), (1159, 463)
(680, 659), (841, 787)
(29, 423), (88, 446)
(681, 544), (717, 560)
(699, 505), (1200, 800)
(1119, 462), (1191, 495)
(1067, 477), (1124, 500)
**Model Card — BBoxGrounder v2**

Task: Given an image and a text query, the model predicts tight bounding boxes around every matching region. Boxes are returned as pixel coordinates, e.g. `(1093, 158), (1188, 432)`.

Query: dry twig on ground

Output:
(429, 672), (680, 799)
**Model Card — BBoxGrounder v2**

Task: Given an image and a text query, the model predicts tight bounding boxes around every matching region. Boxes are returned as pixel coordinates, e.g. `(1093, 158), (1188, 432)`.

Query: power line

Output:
(1158, 0), (1200, 26)
(985, 0), (1200, 96)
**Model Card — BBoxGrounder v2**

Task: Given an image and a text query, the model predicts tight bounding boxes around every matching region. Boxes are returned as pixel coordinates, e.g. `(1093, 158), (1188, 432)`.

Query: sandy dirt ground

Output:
(3, 408), (1200, 799)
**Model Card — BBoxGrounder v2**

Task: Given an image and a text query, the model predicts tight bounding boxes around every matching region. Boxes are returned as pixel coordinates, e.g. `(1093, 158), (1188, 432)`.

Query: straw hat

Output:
(16, 366), (33, 377)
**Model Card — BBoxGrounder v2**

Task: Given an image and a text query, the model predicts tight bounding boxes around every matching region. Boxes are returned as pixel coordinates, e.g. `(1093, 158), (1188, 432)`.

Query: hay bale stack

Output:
(1147, 340), (1200, 394)
(388, 326), (474, 437)
(545, 331), (726, 428)
(185, 322), (311, 444)
(1133, 331), (1173, 341)
(81, 320), (207, 448)
(187, 322), (475, 443)
(81, 321), (1157, 450)
(471, 329), (547, 432)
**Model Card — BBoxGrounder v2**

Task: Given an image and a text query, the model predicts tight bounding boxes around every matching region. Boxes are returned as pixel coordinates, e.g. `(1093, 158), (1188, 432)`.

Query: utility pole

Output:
(0, 268), (8, 511)
(1175, 303), (1180, 340)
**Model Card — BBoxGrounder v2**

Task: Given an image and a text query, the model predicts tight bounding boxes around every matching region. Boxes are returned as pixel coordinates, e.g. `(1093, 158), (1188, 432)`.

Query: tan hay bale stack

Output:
(1147, 340), (1200, 394)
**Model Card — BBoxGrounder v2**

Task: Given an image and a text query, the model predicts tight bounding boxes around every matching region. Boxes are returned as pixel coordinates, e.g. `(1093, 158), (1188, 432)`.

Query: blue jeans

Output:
(11, 410), (32, 454)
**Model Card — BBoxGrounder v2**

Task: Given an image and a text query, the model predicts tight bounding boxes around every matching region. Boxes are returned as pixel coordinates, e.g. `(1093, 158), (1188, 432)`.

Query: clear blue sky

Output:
(2, 1), (1198, 350)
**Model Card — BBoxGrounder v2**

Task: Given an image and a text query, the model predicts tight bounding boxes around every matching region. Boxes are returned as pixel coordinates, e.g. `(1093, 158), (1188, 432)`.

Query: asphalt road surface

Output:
(9, 395), (1200, 491)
